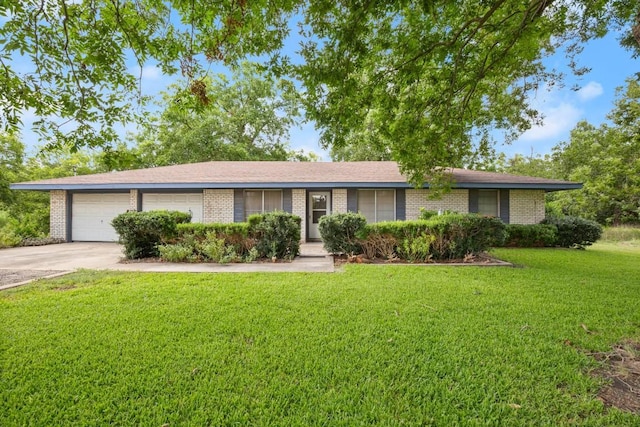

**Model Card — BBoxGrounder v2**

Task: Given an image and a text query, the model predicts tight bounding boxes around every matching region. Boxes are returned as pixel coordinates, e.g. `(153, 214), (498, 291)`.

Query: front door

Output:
(308, 191), (331, 240)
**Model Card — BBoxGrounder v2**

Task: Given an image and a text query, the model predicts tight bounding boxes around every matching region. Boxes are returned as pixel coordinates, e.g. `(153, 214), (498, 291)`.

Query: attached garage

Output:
(142, 193), (203, 223)
(71, 193), (131, 242)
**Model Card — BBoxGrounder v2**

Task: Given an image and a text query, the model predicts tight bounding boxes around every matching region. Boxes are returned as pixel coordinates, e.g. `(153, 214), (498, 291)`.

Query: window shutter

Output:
(282, 189), (292, 213)
(468, 189), (479, 213)
(347, 189), (358, 213)
(499, 190), (510, 224)
(395, 188), (406, 220)
(233, 189), (244, 222)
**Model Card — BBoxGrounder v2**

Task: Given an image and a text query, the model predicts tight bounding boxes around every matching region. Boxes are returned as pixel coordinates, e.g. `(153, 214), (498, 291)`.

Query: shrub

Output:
(198, 234), (227, 262)
(318, 212), (367, 254)
(504, 224), (557, 247)
(111, 210), (192, 259)
(361, 214), (506, 260)
(252, 211), (301, 260)
(359, 231), (398, 260)
(177, 222), (253, 255)
(541, 216), (603, 249)
(158, 244), (194, 262)
(397, 233), (434, 263)
(0, 211), (21, 248)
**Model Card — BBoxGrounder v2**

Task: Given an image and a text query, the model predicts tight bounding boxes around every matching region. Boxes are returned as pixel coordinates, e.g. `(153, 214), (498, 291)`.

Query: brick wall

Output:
(332, 189), (348, 213)
(405, 189), (469, 220)
(509, 190), (545, 224)
(50, 190), (67, 240)
(203, 189), (234, 223)
(291, 189), (306, 242)
(129, 189), (139, 211)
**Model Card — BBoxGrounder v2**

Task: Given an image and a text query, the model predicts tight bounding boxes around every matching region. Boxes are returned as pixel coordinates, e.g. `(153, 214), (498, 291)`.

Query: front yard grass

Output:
(1, 245), (639, 425)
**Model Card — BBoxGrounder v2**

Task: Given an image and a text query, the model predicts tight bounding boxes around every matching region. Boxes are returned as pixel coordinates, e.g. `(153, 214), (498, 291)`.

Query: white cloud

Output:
(576, 81), (603, 102)
(140, 65), (161, 80)
(520, 102), (582, 142)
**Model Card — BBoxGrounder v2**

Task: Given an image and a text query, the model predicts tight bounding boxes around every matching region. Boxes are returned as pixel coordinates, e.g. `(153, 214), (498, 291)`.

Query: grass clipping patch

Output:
(591, 340), (640, 414)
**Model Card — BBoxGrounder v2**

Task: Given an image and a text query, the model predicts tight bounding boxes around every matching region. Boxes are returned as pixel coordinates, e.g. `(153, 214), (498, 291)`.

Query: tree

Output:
(550, 78), (640, 225)
(120, 62), (307, 167)
(1, 1), (639, 184)
(0, 133), (25, 208)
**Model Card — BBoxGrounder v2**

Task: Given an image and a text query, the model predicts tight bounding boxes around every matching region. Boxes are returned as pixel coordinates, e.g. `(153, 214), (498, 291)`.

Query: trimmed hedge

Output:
(320, 212), (506, 261)
(318, 212), (367, 255)
(150, 211), (300, 263)
(541, 216), (602, 249)
(251, 211), (301, 260)
(504, 224), (557, 247)
(112, 210), (192, 259)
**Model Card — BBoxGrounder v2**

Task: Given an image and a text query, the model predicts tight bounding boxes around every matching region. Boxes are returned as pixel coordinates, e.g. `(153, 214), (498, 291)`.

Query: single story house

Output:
(11, 161), (581, 242)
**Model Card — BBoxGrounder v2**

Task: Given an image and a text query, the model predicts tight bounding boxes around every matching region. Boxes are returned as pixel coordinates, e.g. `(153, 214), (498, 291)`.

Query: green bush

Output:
(0, 210), (21, 248)
(397, 233), (434, 263)
(111, 210), (192, 259)
(177, 222), (253, 255)
(360, 214), (506, 260)
(252, 211), (301, 260)
(541, 216), (603, 249)
(318, 212), (367, 255)
(158, 243), (194, 262)
(504, 224), (557, 247)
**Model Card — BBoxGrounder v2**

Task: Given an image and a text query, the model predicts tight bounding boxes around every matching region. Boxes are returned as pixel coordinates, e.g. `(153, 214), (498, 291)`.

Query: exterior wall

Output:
(291, 189), (306, 242)
(50, 190), (67, 240)
(203, 189), (234, 223)
(509, 190), (545, 224)
(405, 189), (469, 220)
(332, 189), (348, 213)
(129, 189), (139, 211)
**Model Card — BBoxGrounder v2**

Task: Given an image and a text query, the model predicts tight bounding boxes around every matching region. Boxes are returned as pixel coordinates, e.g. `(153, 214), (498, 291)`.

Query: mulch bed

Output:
(590, 340), (640, 414)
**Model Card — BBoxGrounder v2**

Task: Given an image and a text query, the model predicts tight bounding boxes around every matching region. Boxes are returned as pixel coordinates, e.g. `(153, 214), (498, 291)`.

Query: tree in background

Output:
(112, 62), (309, 168)
(550, 78), (640, 225)
(1, 1), (638, 186)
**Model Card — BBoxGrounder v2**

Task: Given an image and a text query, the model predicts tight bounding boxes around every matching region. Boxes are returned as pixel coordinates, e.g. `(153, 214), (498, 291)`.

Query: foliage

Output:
(124, 62), (307, 168)
(362, 214), (506, 260)
(541, 216), (603, 249)
(111, 210), (192, 259)
(318, 212), (367, 255)
(601, 226), (640, 242)
(158, 244), (194, 263)
(251, 211), (301, 260)
(297, 2), (639, 187)
(396, 233), (434, 263)
(503, 224), (558, 247)
(550, 78), (640, 225)
(2, 1), (638, 181)
(0, 210), (21, 248)
(3, 245), (640, 425)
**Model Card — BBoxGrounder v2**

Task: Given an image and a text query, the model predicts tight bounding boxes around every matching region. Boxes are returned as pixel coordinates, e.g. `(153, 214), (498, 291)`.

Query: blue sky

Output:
(15, 26), (638, 161)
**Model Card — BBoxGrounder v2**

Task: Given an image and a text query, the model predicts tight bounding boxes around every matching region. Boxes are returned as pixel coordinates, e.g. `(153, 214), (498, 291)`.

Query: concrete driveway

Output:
(0, 242), (334, 279)
(0, 242), (125, 271)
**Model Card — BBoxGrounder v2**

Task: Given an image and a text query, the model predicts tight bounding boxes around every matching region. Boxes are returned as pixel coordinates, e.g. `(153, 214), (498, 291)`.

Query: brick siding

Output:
(332, 189), (348, 213)
(50, 190), (67, 240)
(405, 189), (469, 220)
(291, 189), (306, 242)
(509, 190), (545, 224)
(203, 189), (234, 223)
(129, 189), (139, 211)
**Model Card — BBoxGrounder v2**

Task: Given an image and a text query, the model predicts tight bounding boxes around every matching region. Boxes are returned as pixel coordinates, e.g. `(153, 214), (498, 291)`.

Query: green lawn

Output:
(1, 245), (639, 426)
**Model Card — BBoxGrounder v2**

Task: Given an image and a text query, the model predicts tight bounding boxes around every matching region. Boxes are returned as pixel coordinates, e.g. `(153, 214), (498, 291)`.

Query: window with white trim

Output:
(244, 190), (283, 219)
(478, 190), (499, 217)
(357, 189), (395, 223)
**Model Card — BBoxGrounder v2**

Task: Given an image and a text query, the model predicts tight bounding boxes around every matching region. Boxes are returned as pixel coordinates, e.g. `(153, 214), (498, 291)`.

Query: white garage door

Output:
(72, 193), (131, 242)
(142, 193), (203, 223)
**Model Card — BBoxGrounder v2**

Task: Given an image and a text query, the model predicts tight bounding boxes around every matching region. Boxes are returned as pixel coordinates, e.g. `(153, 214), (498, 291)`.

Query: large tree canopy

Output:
(120, 61), (308, 168)
(1, 1), (638, 184)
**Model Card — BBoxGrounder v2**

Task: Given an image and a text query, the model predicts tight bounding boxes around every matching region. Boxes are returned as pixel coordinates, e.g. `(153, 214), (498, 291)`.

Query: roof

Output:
(10, 161), (581, 191)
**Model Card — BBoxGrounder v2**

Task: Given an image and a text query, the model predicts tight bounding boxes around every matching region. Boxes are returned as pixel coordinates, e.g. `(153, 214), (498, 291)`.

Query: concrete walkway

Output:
(0, 242), (334, 289)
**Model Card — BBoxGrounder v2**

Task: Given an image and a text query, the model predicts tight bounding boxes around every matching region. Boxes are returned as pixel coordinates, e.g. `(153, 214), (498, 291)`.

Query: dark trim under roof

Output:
(10, 161), (582, 192)
(10, 181), (582, 191)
